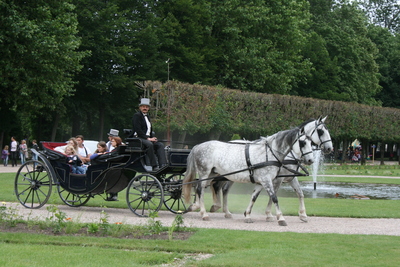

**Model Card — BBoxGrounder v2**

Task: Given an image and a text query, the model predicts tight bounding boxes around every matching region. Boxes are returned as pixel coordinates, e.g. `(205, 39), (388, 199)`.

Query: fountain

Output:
(311, 149), (323, 190)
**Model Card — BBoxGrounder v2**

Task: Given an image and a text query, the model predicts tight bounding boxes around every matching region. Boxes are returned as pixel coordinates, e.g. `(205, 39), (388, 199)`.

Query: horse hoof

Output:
(210, 205), (221, 213)
(187, 204), (198, 212)
(202, 216), (210, 221)
(278, 220), (287, 226)
(224, 213), (232, 219)
(300, 216), (308, 222)
(244, 218), (254, 223)
(266, 216), (275, 222)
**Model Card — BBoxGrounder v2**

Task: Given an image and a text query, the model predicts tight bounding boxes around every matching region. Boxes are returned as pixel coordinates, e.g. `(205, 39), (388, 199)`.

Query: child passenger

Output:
(65, 145), (85, 174)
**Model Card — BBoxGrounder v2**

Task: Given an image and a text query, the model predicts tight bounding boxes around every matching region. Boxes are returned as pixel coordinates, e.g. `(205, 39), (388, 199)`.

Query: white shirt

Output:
(144, 114), (151, 136)
(106, 141), (115, 152)
(78, 145), (92, 158)
(11, 141), (17, 152)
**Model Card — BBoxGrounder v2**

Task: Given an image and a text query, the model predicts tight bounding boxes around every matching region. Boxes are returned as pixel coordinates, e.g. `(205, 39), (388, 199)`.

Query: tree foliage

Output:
(0, 0), (85, 138)
(149, 81), (400, 144)
(295, 0), (381, 105)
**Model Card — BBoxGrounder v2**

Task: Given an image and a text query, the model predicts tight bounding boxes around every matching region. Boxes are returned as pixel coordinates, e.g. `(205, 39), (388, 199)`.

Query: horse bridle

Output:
(309, 120), (332, 150)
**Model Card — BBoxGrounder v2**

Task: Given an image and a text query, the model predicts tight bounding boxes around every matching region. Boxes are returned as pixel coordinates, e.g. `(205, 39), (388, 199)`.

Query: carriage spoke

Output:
(14, 161), (52, 209)
(126, 174), (163, 217)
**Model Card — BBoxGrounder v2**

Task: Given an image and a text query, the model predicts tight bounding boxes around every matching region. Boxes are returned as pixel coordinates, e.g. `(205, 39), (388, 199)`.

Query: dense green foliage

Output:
(1, 0), (400, 149)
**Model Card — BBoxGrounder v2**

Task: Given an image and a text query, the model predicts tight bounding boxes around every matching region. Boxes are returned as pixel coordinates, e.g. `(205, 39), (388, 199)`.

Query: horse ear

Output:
(321, 116), (327, 123)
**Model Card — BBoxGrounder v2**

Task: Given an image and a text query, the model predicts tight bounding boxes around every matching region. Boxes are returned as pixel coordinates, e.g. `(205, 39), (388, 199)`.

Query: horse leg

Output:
(265, 178), (283, 222)
(221, 181), (233, 218)
(243, 185), (263, 223)
(198, 181), (210, 221)
(186, 184), (201, 212)
(261, 179), (287, 226)
(289, 177), (308, 222)
(209, 180), (222, 212)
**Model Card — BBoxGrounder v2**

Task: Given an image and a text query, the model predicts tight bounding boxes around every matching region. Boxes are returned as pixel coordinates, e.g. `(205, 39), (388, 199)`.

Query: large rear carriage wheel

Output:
(163, 174), (189, 214)
(14, 160), (52, 209)
(57, 185), (91, 207)
(126, 174), (163, 217)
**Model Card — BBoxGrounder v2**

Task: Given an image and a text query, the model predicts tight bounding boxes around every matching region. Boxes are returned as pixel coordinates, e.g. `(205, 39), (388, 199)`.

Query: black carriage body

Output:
(40, 141), (190, 195)
(40, 142), (142, 195)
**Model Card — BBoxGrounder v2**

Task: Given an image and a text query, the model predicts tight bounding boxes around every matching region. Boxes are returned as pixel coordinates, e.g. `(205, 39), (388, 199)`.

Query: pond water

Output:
(230, 182), (400, 200)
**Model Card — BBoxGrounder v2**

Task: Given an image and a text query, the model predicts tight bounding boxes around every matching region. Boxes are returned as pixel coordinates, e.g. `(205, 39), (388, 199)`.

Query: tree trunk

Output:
(175, 131), (187, 149)
(341, 140), (349, 164)
(51, 113), (60, 142)
(209, 130), (221, 141)
(380, 142), (385, 165)
(360, 138), (367, 165)
(99, 107), (105, 141)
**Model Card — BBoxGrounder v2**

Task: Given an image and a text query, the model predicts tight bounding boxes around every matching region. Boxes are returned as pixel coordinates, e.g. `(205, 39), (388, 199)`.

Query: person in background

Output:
(132, 98), (167, 171)
(31, 140), (39, 162)
(10, 137), (18, 167)
(106, 129), (119, 152)
(19, 140), (28, 164)
(2, 145), (10, 166)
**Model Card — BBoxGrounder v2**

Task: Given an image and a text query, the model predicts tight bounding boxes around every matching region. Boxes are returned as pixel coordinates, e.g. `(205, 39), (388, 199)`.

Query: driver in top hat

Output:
(132, 98), (167, 171)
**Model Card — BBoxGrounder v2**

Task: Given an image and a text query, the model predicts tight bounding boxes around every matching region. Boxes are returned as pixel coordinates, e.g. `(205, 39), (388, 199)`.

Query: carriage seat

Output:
(90, 148), (129, 165)
(41, 142), (69, 161)
(123, 137), (146, 153)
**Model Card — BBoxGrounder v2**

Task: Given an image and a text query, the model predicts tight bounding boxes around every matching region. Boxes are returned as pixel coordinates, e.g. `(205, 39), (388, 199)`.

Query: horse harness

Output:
(245, 134), (312, 183)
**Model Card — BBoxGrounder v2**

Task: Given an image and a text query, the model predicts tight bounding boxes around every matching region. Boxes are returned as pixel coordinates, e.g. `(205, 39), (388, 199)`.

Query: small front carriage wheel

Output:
(126, 174), (163, 217)
(163, 174), (189, 214)
(14, 160), (52, 209)
(57, 185), (91, 207)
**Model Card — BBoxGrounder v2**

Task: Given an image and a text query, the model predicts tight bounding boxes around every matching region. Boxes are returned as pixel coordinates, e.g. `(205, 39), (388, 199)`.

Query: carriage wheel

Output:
(14, 160), (52, 209)
(163, 174), (189, 214)
(126, 174), (164, 217)
(57, 185), (91, 207)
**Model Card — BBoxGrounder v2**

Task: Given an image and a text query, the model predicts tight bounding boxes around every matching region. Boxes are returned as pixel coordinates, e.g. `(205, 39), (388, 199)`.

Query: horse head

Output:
(301, 116), (333, 153)
(292, 127), (314, 165)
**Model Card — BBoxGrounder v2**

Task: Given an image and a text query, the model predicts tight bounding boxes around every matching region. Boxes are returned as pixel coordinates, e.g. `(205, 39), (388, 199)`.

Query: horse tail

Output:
(183, 151), (196, 204)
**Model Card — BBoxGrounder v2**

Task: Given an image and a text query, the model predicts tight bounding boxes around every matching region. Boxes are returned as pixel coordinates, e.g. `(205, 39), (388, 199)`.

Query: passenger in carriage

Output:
(90, 141), (108, 161)
(110, 136), (123, 152)
(106, 129), (119, 152)
(54, 138), (78, 154)
(105, 137), (123, 202)
(75, 135), (92, 173)
(132, 98), (167, 171)
(65, 145), (85, 174)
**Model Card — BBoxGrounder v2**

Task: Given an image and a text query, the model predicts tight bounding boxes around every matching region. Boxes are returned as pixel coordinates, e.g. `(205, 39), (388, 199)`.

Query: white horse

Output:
(210, 117), (333, 223)
(182, 126), (314, 226)
(209, 117), (333, 223)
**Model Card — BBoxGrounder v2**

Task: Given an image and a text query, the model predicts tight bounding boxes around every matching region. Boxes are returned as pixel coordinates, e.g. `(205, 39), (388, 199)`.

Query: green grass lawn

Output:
(1, 167), (400, 266)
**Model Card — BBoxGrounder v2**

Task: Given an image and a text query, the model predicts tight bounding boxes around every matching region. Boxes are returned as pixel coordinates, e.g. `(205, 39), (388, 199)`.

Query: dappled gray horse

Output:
(182, 126), (314, 226)
(209, 116), (333, 223)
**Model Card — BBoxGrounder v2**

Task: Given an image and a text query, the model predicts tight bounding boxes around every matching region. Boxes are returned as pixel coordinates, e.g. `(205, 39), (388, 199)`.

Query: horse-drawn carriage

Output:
(14, 117), (332, 225)
(14, 136), (191, 217)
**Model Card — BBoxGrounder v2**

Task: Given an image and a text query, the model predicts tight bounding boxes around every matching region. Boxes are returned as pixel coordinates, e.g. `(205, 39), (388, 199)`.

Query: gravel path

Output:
(4, 202), (400, 236)
(3, 166), (400, 236)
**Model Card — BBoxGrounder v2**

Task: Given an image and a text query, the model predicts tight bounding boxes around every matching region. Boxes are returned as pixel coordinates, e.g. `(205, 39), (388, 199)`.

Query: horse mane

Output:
(297, 118), (316, 128)
(269, 127), (300, 152)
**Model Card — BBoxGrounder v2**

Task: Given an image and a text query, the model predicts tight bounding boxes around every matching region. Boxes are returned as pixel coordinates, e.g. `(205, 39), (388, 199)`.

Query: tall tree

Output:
(359, 0), (400, 33)
(295, 0), (381, 105)
(209, 0), (312, 94)
(0, 0), (85, 141)
(368, 25), (400, 108)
